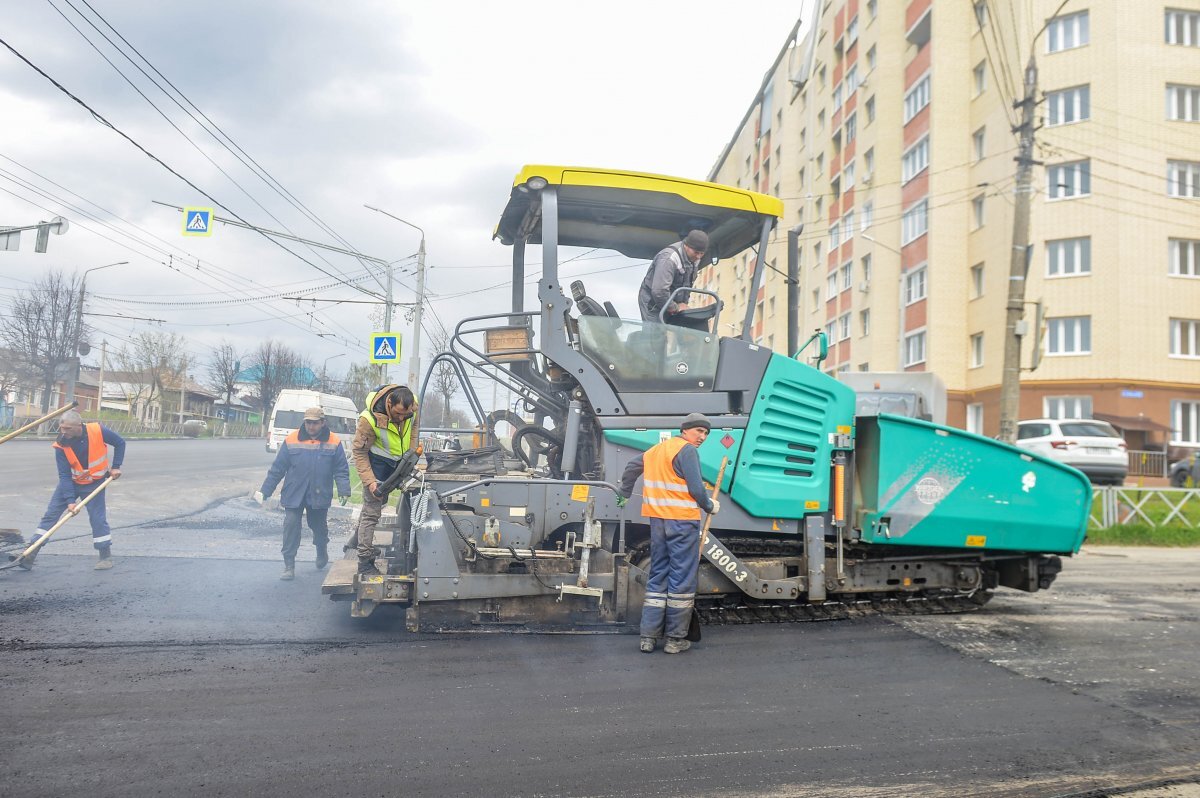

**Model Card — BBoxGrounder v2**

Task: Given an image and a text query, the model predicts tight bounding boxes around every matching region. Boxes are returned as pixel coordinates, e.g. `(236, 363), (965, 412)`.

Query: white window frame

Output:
(972, 195), (986, 229)
(841, 210), (856, 242)
(838, 312), (852, 341)
(966, 404), (984, 435)
(832, 81), (844, 110)
(904, 329), (927, 367)
(1170, 318), (1200, 358)
(902, 136), (930, 183)
(861, 254), (873, 284)
(904, 73), (931, 123)
(1168, 160), (1200, 198)
(1170, 238), (1200, 276)
(1048, 160), (1091, 200)
(861, 201), (874, 232)
(970, 263), (984, 298)
(1046, 236), (1092, 277)
(1045, 396), (1093, 419)
(845, 112), (857, 144)
(840, 260), (853, 291)
(1046, 315), (1092, 356)
(973, 61), (987, 96)
(1167, 84), (1200, 121)
(865, 95), (876, 123)
(827, 272), (839, 301)
(1046, 85), (1090, 126)
(1173, 399), (1200, 445)
(829, 223), (841, 250)
(845, 65), (859, 95)
(860, 308), (871, 337)
(843, 162), (856, 191)
(973, 1), (988, 29)
(901, 198), (929, 245)
(973, 127), (986, 161)
(846, 15), (859, 45)
(867, 45), (877, 71)
(904, 265), (927, 305)
(1166, 8), (1200, 47)
(1047, 10), (1089, 53)
(969, 332), (984, 368)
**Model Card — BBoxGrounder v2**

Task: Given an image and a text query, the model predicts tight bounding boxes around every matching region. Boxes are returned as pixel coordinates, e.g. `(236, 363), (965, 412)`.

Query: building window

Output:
(901, 198), (929, 244)
(970, 263), (984, 298)
(838, 313), (852, 341)
(1047, 315), (1092, 355)
(861, 201), (874, 231)
(1046, 85), (1090, 126)
(1045, 396), (1093, 419)
(845, 112), (857, 144)
(868, 0), (877, 20)
(1170, 238), (1200, 276)
(970, 332), (984, 368)
(1047, 10), (1089, 53)
(864, 147), (875, 175)
(1167, 84), (1200, 121)
(972, 195), (986, 229)
(860, 308), (871, 336)
(973, 1), (988, 29)
(966, 403), (984, 434)
(798, 166), (806, 189)
(867, 45), (877, 71)
(844, 163), (856, 191)
(818, 109), (826, 131)
(861, 254), (873, 284)
(1168, 160), (1200, 197)
(825, 321), (837, 343)
(816, 153), (825, 174)
(1048, 160), (1091, 199)
(973, 61), (987, 95)
(829, 223), (841, 250)
(865, 96), (876, 123)
(1047, 236), (1092, 276)
(840, 260), (853, 291)
(902, 136), (930, 183)
(846, 15), (859, 45)
(846, 65), (859, 95)
(904, 330), (927, 367)
(833, 82), (844, 110)
(972, 127), (986, 162)
(1173, 400), (1200, 444)
(1166, 8), (1200, 47)
(904, 265), (927, 304)
(827, 272), (838, 300)
(842, 210), (856, 241)
(1170, 318), (1200, 357)
(815, 198), (823, 217)
(818, 64), (827, 88)
(904, 74), (931, 123)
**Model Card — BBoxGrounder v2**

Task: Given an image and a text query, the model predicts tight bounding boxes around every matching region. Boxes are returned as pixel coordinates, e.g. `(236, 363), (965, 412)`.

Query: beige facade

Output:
(703, 0), (1200, 455)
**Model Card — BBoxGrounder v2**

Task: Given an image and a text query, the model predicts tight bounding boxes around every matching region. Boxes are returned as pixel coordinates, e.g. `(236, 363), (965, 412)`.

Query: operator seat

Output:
(570, 280), (618, 318)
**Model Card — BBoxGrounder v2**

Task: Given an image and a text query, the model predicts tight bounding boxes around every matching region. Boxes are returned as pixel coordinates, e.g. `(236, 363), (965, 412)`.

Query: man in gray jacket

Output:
(637, 229), (708, 326)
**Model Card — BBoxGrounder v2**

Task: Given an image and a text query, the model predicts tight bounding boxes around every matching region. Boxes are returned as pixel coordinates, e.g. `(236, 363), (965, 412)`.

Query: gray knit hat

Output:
(683, 229), (709, 252)
(680, 412), (712, 432)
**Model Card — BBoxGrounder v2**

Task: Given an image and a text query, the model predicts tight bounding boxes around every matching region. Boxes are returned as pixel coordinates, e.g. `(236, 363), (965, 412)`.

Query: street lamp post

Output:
(66, 260), (128, 406)
(321, 353), (345, 393)
(364, 205), (426, 392)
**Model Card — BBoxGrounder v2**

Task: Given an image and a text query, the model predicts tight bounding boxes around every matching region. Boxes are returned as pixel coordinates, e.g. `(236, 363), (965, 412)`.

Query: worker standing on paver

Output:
(24, 409), (124, 571)
(349, 384), (419, 577)
(618, 412), (718, 654)
(257, 407), (351, 581)
(637, 229), (708, 326)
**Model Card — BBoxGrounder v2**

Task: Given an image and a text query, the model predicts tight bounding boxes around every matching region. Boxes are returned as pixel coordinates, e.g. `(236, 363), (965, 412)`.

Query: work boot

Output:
(315, 546), (329, 569)
(639, 636), (656, 653)
(94, 547), (113, 571)
(280, 559), (295, 581)
(356, 559), (378, 578)
(663, 638), (691, 655)
(13, 531), (48, 570)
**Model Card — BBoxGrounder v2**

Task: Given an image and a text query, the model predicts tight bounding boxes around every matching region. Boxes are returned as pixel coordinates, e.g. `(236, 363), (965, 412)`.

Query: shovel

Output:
(1, 475), (115, 572)
(0, 402), (78, 446)
(685, 456), (730, 643)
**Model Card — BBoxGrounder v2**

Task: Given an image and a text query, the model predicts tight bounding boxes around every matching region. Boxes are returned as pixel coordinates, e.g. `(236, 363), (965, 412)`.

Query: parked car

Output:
(1169, 454), (1198, 487)
(1015, 419), (1128, 485)
(182, 419), (208, 438)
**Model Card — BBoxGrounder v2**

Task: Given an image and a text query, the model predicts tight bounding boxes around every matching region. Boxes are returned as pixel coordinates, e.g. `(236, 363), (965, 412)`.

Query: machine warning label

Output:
(805, 500), (820, 510)
(570, 485), (590, 502)
(966, 535), (987, 547)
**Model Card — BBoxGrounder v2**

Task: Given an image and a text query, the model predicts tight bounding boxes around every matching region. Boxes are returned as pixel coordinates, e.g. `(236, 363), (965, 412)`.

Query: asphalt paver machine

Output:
(323, 165), (1090, 631)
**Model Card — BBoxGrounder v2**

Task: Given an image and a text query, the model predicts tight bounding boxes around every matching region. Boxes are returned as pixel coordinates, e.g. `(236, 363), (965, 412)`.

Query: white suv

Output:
(1015, 419), (1128, 485)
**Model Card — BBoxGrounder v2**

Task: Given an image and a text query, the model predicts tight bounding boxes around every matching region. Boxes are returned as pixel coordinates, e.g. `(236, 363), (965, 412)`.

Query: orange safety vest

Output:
(54, 422), (109, 485)
(641, 436), (701, 521)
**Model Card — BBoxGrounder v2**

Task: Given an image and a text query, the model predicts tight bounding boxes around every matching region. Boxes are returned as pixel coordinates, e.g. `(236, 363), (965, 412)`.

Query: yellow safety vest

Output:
(361, 388), (416, 462)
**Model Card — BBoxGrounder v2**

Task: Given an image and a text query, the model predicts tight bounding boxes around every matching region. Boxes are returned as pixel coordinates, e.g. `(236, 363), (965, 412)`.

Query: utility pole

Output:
(66, 261), (127, 405)
(411, 237), (426, 393)
(96, 341), (106, 417)
(178, 357), (187, 425)
(998, 55), (1039, 444)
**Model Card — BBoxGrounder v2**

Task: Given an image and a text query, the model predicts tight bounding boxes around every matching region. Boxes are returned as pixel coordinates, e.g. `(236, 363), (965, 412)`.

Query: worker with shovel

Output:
(618, 412), (719, 655)
(21, 410), (124, 571)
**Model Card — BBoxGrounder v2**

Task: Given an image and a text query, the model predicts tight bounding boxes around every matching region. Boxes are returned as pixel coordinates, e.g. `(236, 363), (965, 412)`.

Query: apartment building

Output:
(703, 1), (1200, 456)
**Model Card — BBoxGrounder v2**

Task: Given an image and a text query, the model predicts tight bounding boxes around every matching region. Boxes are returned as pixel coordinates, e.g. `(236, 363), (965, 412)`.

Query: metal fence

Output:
(1090, 486), (1200, 529)
(1127, 449), (1168, 478)
(5, 419), (263, 439)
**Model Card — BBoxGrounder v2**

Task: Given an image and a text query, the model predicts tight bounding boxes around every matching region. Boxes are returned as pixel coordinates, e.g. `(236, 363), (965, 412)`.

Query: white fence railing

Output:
(1090, 486), (1200, 529)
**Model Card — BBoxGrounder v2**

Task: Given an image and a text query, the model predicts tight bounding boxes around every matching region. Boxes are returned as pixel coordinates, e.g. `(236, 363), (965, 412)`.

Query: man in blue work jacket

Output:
(258, 406), (351, 581)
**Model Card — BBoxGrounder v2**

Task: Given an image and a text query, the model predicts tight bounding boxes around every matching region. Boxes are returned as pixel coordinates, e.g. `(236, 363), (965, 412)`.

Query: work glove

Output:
(709, 498), (721, 515)
(253, 490), (264, 505)
(615, 495), (627, 508)
(339, 495), (348, 506)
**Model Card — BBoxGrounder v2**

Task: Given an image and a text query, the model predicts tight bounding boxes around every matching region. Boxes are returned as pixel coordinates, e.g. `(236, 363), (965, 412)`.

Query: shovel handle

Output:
(17, 475), (115, 561)
(699, 457), (729, 552)
(0, 402), (78, 446)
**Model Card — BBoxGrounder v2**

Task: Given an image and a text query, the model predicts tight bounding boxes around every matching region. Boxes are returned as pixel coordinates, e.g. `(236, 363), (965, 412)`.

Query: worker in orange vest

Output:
(22, 410), (125, 571)
(618, 413), (719, 654)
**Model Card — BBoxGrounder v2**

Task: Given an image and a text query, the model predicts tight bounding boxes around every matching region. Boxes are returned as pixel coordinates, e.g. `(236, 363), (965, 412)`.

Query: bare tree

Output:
(207, 341), (245, 433)
(427, 329), (459, 426)
(337, 362), (379, 408)
(248, 340), (310, 425)
(112, 332), (186, 422)
(0, 270), (88, 412)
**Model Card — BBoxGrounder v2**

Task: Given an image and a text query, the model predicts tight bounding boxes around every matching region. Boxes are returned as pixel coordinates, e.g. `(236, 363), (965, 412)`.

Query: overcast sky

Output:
(0, 1), (804, 395)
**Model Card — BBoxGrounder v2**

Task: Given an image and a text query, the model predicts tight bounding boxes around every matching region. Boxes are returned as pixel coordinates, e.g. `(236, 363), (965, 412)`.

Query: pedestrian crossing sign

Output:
(370, 333), (401, 364)
(183, 207), (214, 237)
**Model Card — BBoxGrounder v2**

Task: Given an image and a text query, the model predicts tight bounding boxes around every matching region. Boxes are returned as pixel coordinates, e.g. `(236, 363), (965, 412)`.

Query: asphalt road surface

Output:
(1, 439), (1198, 797)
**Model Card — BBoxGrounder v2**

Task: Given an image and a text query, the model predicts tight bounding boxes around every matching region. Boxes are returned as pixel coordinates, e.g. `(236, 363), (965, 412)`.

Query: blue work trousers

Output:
(639, 517), (700, 640)
(282, 506), (329, 562)
(37, 481), (111, 550)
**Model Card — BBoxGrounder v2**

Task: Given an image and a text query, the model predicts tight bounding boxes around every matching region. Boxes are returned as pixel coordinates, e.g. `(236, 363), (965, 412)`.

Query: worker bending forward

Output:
(26, 410), (125, 570)
(351, 384), (419, 577)
(258, 407), (351, 581)
(619, 412), (719, 655)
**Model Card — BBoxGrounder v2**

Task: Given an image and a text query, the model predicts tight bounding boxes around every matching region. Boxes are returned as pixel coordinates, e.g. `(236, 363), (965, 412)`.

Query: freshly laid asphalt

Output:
(1, 439), (1198, 797)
